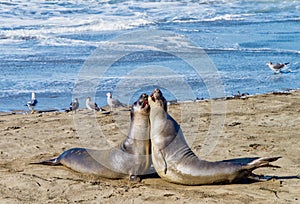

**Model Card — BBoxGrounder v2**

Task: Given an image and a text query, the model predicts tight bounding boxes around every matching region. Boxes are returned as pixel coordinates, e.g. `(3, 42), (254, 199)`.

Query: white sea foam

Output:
(0, 0), (299, 112)
(1, 0), (299, 48)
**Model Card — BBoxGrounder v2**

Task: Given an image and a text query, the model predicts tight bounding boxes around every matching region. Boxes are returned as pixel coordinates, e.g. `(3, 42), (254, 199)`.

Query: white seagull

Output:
(86, 97), (101, 111)
(106, 92), (126, 111)
(25, 92), (38, 113)
(65, 98), (79, 113)
(266, 62), (289, 73)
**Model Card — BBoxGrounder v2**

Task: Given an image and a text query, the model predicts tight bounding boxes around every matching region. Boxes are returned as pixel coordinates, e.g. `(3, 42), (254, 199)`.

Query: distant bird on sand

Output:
(86, 97), (103, 111)
(106, 92), (126, 111)
(266, 62), (289, 73)
(234, 91), (249, 99)
(65, 98), (79, 113)
(25, 92), (38, 113)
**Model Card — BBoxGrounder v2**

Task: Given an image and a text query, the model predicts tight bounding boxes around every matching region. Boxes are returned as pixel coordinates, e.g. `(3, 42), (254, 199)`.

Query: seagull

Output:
(25, 92), (38, 113)
(266, 62), (289, 74)
(65, 98), (79, 113)
(106, 92), (126, 111)
(234, 91), (250, 99)
(86, 97), (102, 111)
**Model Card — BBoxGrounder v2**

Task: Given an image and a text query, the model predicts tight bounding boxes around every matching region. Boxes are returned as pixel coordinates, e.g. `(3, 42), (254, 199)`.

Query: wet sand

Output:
(0, 90), (299, 203)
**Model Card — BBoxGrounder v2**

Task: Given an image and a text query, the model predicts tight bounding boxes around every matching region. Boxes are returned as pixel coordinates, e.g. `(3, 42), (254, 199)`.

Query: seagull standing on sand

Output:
(25, 92), (38, 113)
(86, 97), (101, 111)
(65, 98), (79, 113)
(106, 92), (126, 111)
(266, 62), (289, 74)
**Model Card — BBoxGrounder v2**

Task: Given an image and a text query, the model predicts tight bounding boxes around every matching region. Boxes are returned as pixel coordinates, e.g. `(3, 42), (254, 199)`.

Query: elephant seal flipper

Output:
(32, 93), (151, 180)
(156, 150), (167, 174)
(148, 88), (281, 185)
(245, 156), (281, 170)
(31, 157), (61, 166)
(31, 148), (88, 166)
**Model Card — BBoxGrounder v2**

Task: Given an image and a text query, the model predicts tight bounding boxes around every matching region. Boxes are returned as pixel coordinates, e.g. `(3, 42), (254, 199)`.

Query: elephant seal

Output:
(148, 88), (281, 185)
(32, 93), (151, 181)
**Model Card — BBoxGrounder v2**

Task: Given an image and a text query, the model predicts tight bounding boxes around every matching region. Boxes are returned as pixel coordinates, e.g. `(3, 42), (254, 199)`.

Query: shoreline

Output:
(1, 89), (299, 115)
(0, 89), (299, 203)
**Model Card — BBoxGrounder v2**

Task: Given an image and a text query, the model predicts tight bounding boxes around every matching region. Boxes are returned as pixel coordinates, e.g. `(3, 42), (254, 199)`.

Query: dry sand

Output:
(0, 90), (299, 203)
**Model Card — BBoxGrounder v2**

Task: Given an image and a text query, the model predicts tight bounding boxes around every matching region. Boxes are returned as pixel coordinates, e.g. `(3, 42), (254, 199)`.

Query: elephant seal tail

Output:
(30, 148), (82, 166)
(30, 157), (61, 166)
(245, 156), (281, 170)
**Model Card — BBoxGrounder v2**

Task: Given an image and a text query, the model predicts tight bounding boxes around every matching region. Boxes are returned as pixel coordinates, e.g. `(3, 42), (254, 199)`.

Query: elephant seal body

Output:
(148, 88), (280, 185)
(33, 93), (151, 180)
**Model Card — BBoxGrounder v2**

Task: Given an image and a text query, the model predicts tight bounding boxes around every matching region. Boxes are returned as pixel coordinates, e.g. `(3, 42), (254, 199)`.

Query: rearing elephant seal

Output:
(148, 88), (281, 185)
(32, 93), (151, 181)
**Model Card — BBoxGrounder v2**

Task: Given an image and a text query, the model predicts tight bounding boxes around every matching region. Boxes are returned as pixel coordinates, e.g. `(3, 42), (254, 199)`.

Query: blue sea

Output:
(0, 0), (299, 112)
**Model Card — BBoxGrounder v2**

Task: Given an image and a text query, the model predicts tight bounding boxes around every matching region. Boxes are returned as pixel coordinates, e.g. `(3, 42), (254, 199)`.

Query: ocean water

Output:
(0, 0), (299, 112)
